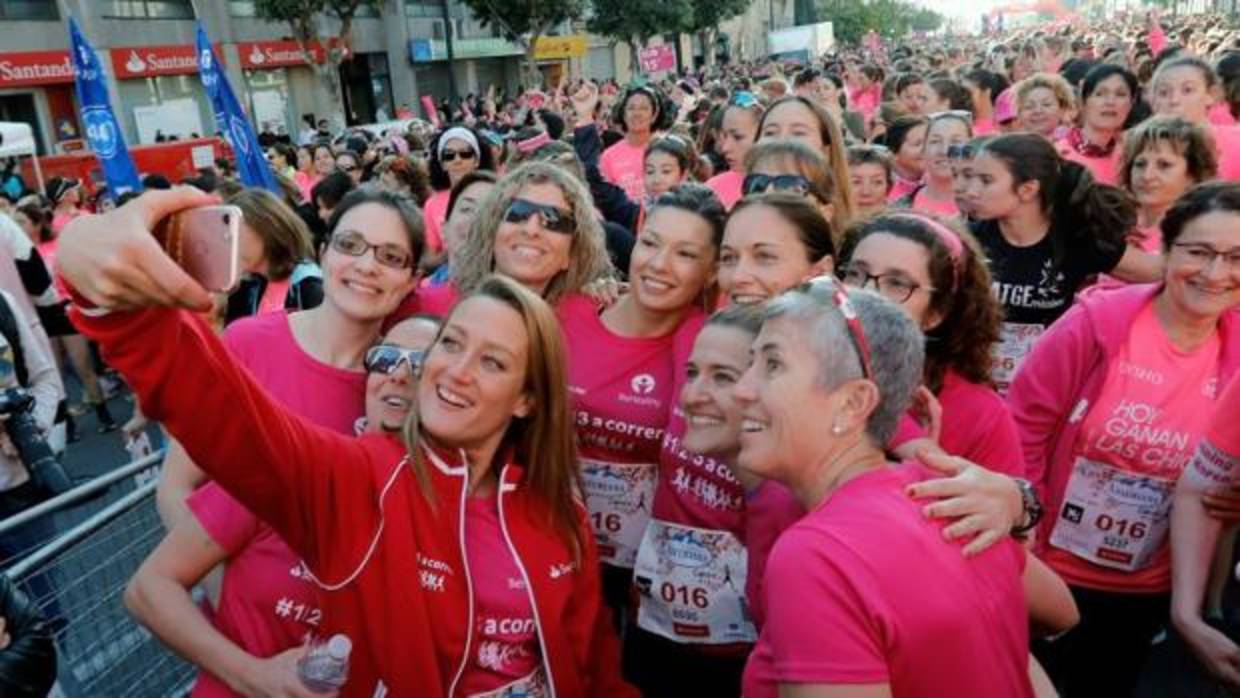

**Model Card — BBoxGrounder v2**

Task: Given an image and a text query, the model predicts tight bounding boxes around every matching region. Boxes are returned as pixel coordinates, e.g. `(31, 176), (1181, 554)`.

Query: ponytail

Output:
(1050, 160), (1132, 266)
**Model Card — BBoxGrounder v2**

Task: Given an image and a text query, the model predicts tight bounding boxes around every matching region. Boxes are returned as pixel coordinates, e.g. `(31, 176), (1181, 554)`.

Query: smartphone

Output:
(153, 205), (242, 293)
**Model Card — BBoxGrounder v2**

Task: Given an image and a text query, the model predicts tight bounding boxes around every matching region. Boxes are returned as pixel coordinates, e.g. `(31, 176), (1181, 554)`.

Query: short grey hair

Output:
(764, 284), (925, 445)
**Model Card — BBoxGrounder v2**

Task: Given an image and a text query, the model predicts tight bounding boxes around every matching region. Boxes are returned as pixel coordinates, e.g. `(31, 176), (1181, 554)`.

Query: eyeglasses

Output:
(1170, 242), (1240, 271)
(799, 277), (875, 380)
(840, 264), (932, 304)
(730, 91), (761, 108)
(441, 149), (476, 163)
(329, 231), (414, 270)
(947, 144), (977, 160)
(364, 344), (424, 375)
(742, 173), (812, 197)
(503, 198), (576, 235)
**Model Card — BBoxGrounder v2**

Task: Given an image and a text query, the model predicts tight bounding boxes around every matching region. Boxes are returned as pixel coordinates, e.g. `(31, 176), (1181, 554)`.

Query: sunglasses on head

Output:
(364, 345), (424, 375)
(441, 149), (476, 163)
(503, 198), (576, 235)
(947, 144), (977, 160)
(799, 276), (874, 380)
(730, 91), (761, 108)
(742, 173), (812, 196)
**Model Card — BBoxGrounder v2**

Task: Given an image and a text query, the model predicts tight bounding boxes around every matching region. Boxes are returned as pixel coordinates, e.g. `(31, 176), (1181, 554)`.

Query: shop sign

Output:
(532, 35), (588, 60)
(238, 40), (325, 70)
(111, 44), (221, 79)
(0, 50), (74, 88)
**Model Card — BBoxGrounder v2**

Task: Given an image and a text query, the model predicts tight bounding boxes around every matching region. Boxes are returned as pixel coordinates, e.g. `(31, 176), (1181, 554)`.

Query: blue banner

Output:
(68, 18), (142, 200)
(195, 24), (279, 193)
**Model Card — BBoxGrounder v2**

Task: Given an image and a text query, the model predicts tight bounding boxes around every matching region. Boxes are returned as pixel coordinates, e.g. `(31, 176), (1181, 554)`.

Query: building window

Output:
(103, 0), (194, 19)
(0, 0), (59, 19)
(229, 0), (256, 16)
(405, 1), (441, 18)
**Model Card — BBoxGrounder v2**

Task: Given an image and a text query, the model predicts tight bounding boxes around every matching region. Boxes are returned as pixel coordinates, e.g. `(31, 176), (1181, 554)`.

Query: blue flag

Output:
(195, 24), (279, 193)
(68, 18), (141, 200)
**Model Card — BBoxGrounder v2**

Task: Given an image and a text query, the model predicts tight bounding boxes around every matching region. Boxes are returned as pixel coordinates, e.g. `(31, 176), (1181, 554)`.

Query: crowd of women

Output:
(5, 7), (1240, 698)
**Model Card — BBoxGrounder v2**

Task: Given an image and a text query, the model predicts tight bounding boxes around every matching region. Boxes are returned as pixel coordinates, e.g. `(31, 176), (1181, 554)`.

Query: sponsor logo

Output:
(631, 373), (656, 395)
(82, 107), (119, 159)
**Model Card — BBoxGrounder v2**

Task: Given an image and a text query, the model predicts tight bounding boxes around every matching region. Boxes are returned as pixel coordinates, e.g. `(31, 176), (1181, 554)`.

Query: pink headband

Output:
(890, 213), (966, 292)
(516, 131), (551, 154)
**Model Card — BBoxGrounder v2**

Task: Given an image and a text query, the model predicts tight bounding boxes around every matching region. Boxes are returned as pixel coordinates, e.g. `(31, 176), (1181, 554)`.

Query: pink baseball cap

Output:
(994, 87), (1016, 125)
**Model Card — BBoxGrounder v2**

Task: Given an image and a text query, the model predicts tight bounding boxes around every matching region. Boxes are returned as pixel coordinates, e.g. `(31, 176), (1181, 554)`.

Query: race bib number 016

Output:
(993, 322), (1045, 394)
(633, 520), (756, 645)
(1049, 457), (1174, 572)
(579, 459), (656, 568)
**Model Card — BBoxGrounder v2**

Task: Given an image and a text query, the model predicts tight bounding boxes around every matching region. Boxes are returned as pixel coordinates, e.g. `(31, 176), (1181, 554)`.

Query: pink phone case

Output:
(155, 205), (241, 293)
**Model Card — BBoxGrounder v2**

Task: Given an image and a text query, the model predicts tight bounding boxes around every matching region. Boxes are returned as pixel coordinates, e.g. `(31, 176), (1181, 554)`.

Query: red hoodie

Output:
(71, 304), (636, 698)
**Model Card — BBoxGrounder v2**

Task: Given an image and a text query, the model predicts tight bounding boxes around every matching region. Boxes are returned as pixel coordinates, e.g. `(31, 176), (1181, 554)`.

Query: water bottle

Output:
(298, 634), (352, 693)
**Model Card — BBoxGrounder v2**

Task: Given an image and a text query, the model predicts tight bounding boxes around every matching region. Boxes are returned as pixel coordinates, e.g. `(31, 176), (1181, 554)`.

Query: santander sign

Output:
(111, 45), (217, 79)
(238, 41), (325, 70)
(0, 51), (74, 88)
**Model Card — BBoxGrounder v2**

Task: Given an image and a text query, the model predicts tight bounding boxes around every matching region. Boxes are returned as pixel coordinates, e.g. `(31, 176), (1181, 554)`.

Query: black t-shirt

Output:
(971, 219), (1124, 328)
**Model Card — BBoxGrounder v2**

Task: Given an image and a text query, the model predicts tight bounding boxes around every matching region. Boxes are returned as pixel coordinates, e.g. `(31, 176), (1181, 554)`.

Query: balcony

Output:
(409, 36), (525, 62)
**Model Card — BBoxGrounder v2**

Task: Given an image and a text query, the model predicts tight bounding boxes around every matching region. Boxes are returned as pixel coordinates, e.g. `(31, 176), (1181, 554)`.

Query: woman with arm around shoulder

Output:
(1008, 181), (1240, 698)
(59, 189), (634, 697)
(736, 281), (1049, 698)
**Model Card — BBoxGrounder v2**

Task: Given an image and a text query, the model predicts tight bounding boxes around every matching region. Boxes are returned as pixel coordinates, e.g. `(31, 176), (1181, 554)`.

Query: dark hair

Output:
(978, 132), (1131, 265)
(446, 170), (499, 221)
(645, 134), (699, 178)
(324, 188), (426, 271)
(928, 78), (971, 111)
(15, 203), (50, 242)
(847, 144), (894, 189)
(610, 85), (678, 134)
(793, 68), (822, 88)
(270, 142), (297, 167)
(141, 173), (172, 190)
(1216, 51), (1240, 119)
(823, 72), (848, 108)
(894, 72), (926, 96)
(1153, 54), (1219, 92)
(538, 109), (565, 140)
(377, 155), (432, 206)
(1080, 64), (1141, 127)
(729, 191), (835, 265)
(649, 183), (727, 248)
(1058, 58), (1097, 87)
(428, 126), (496, 190)
(1160, 181), (1240, 252)
(962, 68), (1009, 106)
(877, 115), (928, 153)
(312, 143), (334, 163)
(838, 214), (1001, 391)
(311, 171), (356, 212)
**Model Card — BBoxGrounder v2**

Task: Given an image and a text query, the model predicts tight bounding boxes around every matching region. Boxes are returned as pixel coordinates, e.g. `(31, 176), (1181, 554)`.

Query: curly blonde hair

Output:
(451, 162), (614, 304)
(1014, 72), (1077, 114)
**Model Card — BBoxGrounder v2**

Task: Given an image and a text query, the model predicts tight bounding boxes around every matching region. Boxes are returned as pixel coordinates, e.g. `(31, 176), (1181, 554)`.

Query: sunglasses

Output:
(742, 173), (812, 197)
(329, 231), (414, 270)
(928, 110), (974, 125)
(503, 198), (576, 235)
(730, 91), (761, 108)
(799, 277), (875, 380)
(947, 144), (977, 160)
(441, 149), (476, 163)
(364, 344), (424, 375)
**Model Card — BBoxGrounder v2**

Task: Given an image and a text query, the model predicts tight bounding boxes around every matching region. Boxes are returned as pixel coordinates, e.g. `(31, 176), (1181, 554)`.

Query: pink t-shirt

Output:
(1043, 301), (1221, 593)
(1208, 375), (1240, 460)
(939, 370), (1025, 476)
(222, 312), (366, 436)
(1209, 124), (1240, 181)
(887, 175), (920, 203)
(422, 189), (451, 255)
(909, 188), (959, 218)
(849, 85), (880, 121)
(973, 117), (998, 136)
(257, 278), (291, 315)
(706, 171), (744, 210)
(560, 295), (680, 567)
(1184, 375), (1240, 489)
(743, 480), (803, 631)
(1210, 103), (1238, 126)
(460, 495), (545, 696)
(295, 171), (319, 203)
(742, 463), (1032, 698)
(188, 484), (324, 698)
(1057, 140), (1121, 185)
(600, 139), (648, 202)
(50, 209), (81, 235)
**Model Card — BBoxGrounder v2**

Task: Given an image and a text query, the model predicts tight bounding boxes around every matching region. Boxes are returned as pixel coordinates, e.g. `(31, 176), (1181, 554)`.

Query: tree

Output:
(588, 0), (693, 71)
(253, 0), (384, 126)
(685, 0), (749, 68)
(815, 0), (945, 44)
(458, 0), (586, 88)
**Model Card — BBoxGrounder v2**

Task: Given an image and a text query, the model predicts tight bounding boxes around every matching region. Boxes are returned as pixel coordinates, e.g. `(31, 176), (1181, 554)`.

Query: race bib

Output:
(468, 668), (548, 698)
(580, 459), (657, 568)
(1049, 457), (1174, 572)
(633, 519), (756, 645)
(993, 322), (1045, 394)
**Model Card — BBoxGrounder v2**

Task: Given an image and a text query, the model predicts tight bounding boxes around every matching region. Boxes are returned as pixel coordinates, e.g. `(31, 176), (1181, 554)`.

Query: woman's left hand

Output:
(906, 450), (1024, 557)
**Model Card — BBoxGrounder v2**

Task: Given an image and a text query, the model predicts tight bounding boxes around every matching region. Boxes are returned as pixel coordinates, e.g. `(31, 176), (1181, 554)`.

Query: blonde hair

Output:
(402, 275), (584, 560)
(1015, 72), (1077, 113)
(451, 162), (614, 304)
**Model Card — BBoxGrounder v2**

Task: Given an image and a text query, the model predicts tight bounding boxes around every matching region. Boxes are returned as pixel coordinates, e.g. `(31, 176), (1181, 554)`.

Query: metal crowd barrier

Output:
(3, 453), (196, 697)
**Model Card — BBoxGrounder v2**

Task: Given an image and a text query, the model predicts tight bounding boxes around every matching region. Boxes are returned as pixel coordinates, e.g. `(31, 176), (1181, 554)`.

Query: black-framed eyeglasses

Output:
(839, 263), (932, 304)
(503, 198), (576, 235)
(364, 344), (424, 375)
(441, 149), (476, 163)
(1170, 242), (1240, 270)
(329, 231), (414, 270)
(798, 276), (875, 380)
(742, 173), (812, 197)
(947, 144), (976, 160)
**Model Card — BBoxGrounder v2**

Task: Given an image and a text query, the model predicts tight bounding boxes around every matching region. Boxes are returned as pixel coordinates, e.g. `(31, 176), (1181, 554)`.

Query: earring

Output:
(831, 422), (845, 436)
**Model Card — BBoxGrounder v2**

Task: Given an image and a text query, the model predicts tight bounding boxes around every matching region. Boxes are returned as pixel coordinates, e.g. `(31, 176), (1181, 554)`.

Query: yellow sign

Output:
(533, 35), (588, 60)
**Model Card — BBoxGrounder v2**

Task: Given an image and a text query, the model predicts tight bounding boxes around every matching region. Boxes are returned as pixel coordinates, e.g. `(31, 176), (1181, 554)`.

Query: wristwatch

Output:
(1011, 478), (1043, 537)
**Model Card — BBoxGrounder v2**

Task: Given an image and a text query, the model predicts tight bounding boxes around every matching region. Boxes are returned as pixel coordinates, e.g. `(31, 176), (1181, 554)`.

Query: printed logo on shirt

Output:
(619, 373), (661, 408)
(289, 561), (313, 581)
(1204, 377), (1219, 400)
(1119, 361), (1164, 385)
(631, 373), (657, 395)
(417, 553), (453, 593)
(1090, 399), (1195, 476)
(420, 569), (447, 592)
(548, 561), (576, 579)
(1037, 259), (1065, 299)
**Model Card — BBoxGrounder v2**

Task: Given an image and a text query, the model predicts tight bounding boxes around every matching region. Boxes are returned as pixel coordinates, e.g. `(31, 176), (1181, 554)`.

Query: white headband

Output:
(437, 127), (480, 161)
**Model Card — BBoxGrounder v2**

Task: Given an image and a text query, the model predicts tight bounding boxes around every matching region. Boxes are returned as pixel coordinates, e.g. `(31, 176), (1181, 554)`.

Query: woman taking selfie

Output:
(59, 188), (634, 696)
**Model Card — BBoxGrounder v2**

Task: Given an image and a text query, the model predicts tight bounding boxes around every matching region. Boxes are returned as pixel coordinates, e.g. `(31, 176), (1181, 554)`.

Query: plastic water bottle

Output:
(298, 634), (352, 693)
